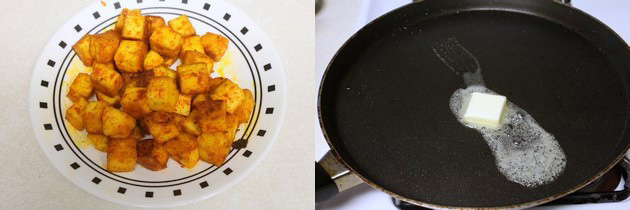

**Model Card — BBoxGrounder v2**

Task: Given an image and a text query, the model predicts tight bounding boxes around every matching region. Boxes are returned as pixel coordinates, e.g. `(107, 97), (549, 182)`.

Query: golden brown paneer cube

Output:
(67, 73), (93, 102)
(197, 100), (228, 133)
(210, 79), (244, 113)
(96, 91), (121, 107)
(145, 111), (180, 143)
(200, 32), (228, 61)
(180, 110), (201, 135)
(114, 40), (148, 73)
(197, 132), (231, 166)
(181, 51), (214, 74)
(121, 71), (153, 90)
(207, 77), (226, 93)
(177, 63), (210, 95)
(168, 15), (196, 37)
(152, 66), (177, 79)
(121, 87), (152, 119)
(82, 101), (109, 134)
(129, 126), (145, 140)
(115, 9), (141, 32)
(122, 12), (147, 40)
(164, 133), (199, 168)
(107, 137), (137, 172)
(73, 34), (93, 66)
(175, 94), (192, 116)
(143, 50), (164, 70)
(65, 98), (88, 130)
(180, 35), (204, 59)
(149, 26), (182, 58)
(102, 106), (136, 138)
(137, 139), (169, 171)
(89, 30), (121, 63)
(234, 89), (254, 123)
(88, 134), (108, 152)
(147, 76), (179, 112)
(145, 16), (166, 37)
(90, 63), (123, 97)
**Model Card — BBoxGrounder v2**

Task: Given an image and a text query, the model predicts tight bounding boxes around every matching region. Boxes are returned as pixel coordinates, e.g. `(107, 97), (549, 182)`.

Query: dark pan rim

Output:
(317, 0), (630, 208)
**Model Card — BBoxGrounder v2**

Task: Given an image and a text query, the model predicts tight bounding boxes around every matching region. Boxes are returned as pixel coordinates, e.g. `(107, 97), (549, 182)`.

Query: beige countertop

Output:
(0, 0), (314, 209)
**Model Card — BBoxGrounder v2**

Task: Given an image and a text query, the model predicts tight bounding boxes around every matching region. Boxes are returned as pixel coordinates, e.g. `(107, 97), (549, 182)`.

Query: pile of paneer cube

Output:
(64, 8), (254, 172)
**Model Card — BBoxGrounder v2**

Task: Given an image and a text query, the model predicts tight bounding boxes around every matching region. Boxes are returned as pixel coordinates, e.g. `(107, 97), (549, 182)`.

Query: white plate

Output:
(28, 0), (286, 207)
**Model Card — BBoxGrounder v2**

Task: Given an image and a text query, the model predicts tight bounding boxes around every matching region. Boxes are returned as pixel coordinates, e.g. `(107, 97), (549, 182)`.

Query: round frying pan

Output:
(315, 0), (630, 208)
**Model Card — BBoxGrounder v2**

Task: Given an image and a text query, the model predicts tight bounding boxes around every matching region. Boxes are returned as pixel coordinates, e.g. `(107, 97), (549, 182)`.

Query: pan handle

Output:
(315, 151), (363, 203)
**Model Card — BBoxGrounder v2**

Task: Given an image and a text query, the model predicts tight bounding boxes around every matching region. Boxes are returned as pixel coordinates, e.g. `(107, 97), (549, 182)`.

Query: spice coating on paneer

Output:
(149, 26), (182, 58)
(168, 15), (196, 37)
(107, 137), (137, 172)
(114, 40), (148, 73)
(200, 32), (228, 61)
(90, 63), (123, 97)
(73, 34), (93, 66)
(89, 30), (121, 63)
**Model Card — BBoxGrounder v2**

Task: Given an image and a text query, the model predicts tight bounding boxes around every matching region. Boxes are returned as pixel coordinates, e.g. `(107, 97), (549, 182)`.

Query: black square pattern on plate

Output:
(223, 168), (233, 175)
(182, 0), (188, 4)
(39, 102), (47, 109)
(137, 0), (142, 3)
(70, 162), (80, 170)
(54, 144), (63, 151)
(243, 150), (252, 157)
(74, 24), (82, 32)
(145, 191), (153, 198)
(200, 181), (209, 188)
(257, 130), (266, 137)
(268, 85), (275, 92)
(93, 12), (100, 19)
(92, 177), (101, 184)
(254, 44), (262, 52)
(173, 189), (182, 196)
(114, 2), (121, 9)
(240, 27), (248, 35)
(223, 13), (231, 21)
(58, 41), (67, 49)
(203, 3), (210, 10)
(117, 187), (126, 194)
(47, 60), (55, 67)
(41, 80), (49, 87)
(44, 124), (53, 130)
(264, 63), (272, 71)
(265, 107), (274, 114)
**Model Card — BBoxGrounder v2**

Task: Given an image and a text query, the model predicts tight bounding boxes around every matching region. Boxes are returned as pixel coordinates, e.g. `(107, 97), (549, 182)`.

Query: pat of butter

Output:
(463, 92), (507, 127)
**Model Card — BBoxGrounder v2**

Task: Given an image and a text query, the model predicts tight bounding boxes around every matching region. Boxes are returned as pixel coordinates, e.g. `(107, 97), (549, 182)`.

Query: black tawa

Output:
(317, 0), (630, 208)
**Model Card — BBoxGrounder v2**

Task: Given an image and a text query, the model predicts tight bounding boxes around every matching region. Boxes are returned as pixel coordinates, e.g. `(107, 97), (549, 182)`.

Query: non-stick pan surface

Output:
(319, 0), (630, 208)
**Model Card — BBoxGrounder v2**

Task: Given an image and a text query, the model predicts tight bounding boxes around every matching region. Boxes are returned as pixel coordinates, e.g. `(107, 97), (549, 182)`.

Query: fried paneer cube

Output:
(102, 106), (136, 138)
(181, 51), (214, 74)
(129, 126), (145, 140)
(89, 30), (121, 63)
(73, 34), (93, 66)
(82, 101), (109, 134)
(175, 94), (192, 116)
(145, 111), (180, 143)
(137, 139), (169, 171)
(152, 66), (177, 79)
(96, 91), (121, 107)
(162, 54), (178, 67)
(197, 132), (231, 166)
(143, 50), (164, 70)
(206, 77), (226, 93)
(149, 26), (182, 58)
(121, 87), (152, 119)
(147, 76), (179, 112)
(180, 35), (204, 59)
(122, 12), (147, 40)
(234, 89), (254, 123)
(67, 73), (93, 102)
(197, 100), (228, 133)
(210, 79), (244, 113)
(177, 63), (210, 95)
(114, 40), (148, 73)
(65, 98), (88, 130)
(107, 137), (137, 172)
(145, 16), (166, 37)
(88, 134), (108, 152)
(192, 93), (210, 109)
(164, 133), (199, 168)
(90, 63), (123, 97)
(200, 32), (228, 61)
(168, 15), (196, 37)
(115, 8), (141, 32)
